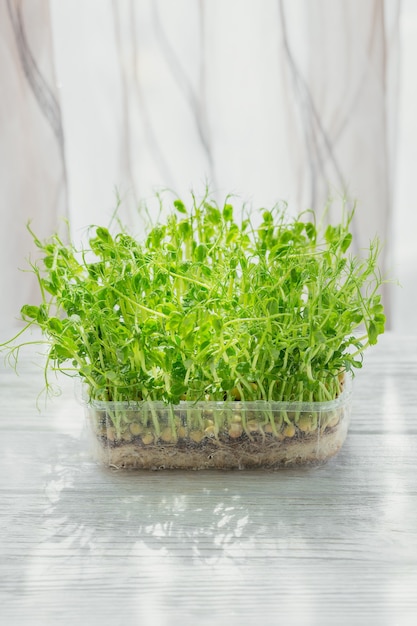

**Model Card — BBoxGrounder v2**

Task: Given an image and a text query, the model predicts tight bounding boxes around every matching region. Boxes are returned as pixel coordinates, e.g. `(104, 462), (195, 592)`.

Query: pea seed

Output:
(190, 430), (205, 443)
(160, 427), (174, 443)
(298, 416), (313, 432)
(106, 427), (117, 441)
(177, 426), (188, 439)
(283, 424), (296, 438)
(141, 432), (154, 445)
(228, 423), (243, 438)
(327, 415), (340, 428)
(129, 422), (143, 436)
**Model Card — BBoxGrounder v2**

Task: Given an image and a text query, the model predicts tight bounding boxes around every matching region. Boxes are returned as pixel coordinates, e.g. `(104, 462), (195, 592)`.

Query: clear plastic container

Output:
(84, 377), (352, 470)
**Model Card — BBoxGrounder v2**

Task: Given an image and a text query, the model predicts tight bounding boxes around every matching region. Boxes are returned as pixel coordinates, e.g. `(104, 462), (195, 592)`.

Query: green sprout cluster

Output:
(3, 193), (385, 405)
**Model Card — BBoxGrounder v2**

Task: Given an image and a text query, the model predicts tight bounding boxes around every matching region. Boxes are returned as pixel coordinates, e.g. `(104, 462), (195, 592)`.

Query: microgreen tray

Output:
(85, 377), (352, 470)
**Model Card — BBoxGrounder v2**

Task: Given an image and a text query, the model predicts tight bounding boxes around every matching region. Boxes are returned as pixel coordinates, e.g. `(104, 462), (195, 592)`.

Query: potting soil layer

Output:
(89, 414), (349, 470)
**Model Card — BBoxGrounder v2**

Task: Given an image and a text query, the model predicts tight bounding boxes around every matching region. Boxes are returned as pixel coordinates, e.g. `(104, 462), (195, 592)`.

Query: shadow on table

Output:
(35, 430), (385, 567)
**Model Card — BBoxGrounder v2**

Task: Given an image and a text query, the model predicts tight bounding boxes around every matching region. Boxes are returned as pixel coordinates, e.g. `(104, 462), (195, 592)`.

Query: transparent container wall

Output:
(85, 379), (352, 470)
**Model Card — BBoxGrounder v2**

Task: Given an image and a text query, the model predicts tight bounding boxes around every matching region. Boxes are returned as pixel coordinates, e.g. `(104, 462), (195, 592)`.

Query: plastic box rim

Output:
(82, 374), (352, 412)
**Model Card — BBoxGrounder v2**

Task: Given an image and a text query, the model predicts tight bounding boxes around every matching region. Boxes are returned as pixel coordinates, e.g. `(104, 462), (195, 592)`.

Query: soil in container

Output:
(86, 387), (351, 470)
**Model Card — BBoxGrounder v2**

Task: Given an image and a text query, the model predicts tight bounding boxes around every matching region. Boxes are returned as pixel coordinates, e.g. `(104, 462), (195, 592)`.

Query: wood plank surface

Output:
(1, 332), (416, 626)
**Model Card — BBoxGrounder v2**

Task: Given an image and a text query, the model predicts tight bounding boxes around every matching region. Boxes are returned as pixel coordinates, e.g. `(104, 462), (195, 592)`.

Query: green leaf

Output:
(226, 224), (239, 245)
(170, 380), (187, 398)
(166, 312), (183, 332)
(195, 244), (207, 262)
(96, 227), (113, 244)
(87, 262), (104, 279)
(210, 314), (223, 333)
(180, 312), (197, 335)
(148, 226), (165, 248)
(171, 361), (186, 380)
(262, 211), (273, 224)
(205, 204), (221, 224)
(215, 358), (230, 380)
(105, 370), (118, 381)
(41, 279), (58, 295)
(143, 319), (159, 334)
(47, 318), (63, 333)
(266, 299), (279, 315)
(223, 204), (233, 221)
(50, 338), (78, 359)
(341, 233), (352, 252)
(236, 361), (251, 375)
(173, 199), (187, 214)
(20, 305), (40, 320)
(178, 220), (192, 238)
(43, 255), (54, 269)
(37, 305), (48, 322)
(325, 224), (340, 244)
(305, 222), (316, 241)
(200, 264), (212, 278)
(372, 303), (384, 314)
(158, 302), (177, 315)
(373, 313), (386, 325)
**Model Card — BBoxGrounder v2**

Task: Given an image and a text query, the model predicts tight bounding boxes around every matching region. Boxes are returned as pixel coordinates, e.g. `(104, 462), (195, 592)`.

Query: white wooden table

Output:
(1, 332), (416, 626)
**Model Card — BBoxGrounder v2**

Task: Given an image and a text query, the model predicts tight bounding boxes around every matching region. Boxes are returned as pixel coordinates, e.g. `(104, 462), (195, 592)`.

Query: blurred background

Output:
(0, 0), (415, 333)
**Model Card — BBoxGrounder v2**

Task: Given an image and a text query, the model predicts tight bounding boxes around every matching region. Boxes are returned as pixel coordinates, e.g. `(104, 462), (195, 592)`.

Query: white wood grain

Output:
(1, 333), (417, 626)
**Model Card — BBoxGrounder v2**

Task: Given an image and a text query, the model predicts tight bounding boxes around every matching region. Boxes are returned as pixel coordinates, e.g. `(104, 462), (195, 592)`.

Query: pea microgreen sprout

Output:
(1, 191), (385, 468)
